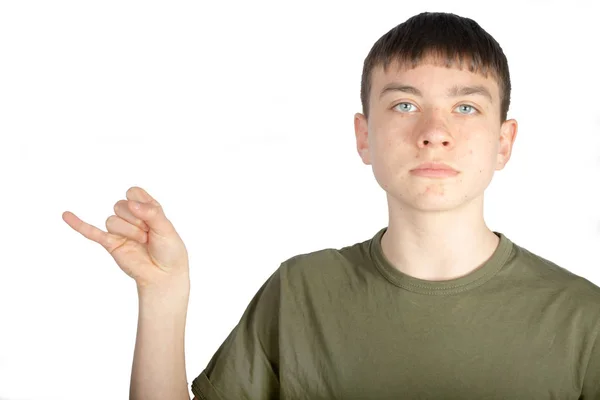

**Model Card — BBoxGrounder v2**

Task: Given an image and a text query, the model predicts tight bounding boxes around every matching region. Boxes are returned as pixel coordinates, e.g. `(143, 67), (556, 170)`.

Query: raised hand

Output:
(62, 187), (189, 292)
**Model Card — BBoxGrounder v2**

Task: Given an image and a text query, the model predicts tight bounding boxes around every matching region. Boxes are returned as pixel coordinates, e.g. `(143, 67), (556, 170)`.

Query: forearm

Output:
(130, 283), (191, 400)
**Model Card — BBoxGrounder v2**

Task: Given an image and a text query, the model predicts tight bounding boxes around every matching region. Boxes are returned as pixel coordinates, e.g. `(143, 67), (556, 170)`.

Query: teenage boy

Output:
(63, 11), (600, 400)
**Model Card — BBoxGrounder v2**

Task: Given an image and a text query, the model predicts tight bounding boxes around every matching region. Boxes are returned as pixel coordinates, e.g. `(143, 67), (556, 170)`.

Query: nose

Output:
(416, 113), (454, 148)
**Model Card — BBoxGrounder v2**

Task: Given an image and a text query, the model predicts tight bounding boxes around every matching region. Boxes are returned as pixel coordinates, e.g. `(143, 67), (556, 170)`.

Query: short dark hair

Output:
(360, 12), (511, 123)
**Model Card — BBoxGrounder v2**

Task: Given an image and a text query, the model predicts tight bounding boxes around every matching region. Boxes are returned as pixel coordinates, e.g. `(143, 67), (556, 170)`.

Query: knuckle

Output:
(146, 205), (157, 217)
(105, 234), (127, 251)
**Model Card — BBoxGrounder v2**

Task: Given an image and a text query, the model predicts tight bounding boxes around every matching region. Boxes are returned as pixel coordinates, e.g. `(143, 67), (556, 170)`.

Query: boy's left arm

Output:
(581, 325), (600, 399)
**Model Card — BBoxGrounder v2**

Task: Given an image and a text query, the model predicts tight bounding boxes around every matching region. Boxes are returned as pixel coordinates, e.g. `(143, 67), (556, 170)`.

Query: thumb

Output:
(129, 200), (176, 238)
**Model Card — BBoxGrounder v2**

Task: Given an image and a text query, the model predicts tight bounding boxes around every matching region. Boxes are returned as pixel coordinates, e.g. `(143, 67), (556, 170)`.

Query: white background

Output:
(1, 1), (599, 399)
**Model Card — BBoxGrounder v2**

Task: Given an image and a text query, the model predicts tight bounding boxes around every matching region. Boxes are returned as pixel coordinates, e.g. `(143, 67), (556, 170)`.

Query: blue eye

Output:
(456, 104), (478, 114)
(394, 102), (417, 112)
(393, 102), (479, 114)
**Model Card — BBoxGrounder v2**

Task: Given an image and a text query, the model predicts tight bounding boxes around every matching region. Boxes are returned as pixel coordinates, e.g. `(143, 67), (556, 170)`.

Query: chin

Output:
(387, 190), (482, 213)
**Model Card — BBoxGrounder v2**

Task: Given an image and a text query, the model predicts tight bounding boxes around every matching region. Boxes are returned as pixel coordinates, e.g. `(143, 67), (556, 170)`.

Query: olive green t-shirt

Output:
(191, 227), (600, 399)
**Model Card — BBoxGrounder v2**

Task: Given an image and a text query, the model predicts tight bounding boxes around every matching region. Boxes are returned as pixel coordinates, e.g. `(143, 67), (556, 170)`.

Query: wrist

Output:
(137, 276), (190, 302)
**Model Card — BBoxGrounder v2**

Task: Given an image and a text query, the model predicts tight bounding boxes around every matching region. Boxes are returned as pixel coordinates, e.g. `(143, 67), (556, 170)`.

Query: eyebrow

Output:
(379, 83), (493, 103)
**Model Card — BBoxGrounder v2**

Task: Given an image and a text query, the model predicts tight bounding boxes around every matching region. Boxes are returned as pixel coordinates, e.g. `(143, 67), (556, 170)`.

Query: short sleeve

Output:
(191, 267), (281, 400)
(581, 322), (600, 399)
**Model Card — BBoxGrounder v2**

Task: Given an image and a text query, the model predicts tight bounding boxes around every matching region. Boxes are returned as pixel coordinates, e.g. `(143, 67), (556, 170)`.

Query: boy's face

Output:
(354, 58), (518, 212)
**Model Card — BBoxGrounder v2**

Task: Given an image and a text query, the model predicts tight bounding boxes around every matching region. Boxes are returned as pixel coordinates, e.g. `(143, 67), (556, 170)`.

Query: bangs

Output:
(380, 49), (498, 82)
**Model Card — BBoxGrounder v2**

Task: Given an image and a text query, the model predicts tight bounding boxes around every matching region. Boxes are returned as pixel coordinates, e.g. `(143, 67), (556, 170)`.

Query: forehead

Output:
(372, 58), (500, 104)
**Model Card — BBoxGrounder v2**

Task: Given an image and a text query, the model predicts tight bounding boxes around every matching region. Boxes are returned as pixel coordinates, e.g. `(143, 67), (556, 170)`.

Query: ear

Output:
(495, 118), (518, 171)
(354, 113), (371, 165)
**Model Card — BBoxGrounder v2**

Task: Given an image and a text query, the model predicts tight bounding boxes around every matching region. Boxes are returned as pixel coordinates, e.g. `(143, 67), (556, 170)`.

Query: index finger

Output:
(62, 211), (118, 251)
(126, 187), (161, 207)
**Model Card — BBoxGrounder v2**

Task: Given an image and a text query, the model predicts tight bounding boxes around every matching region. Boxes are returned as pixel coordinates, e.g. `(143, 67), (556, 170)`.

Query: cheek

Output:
(465, 139), (499, 177)
(459, 136), (494, 174)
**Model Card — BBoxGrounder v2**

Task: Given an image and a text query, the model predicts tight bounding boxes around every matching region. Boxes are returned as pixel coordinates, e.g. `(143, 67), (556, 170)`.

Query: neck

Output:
(380, 195), (500, 281)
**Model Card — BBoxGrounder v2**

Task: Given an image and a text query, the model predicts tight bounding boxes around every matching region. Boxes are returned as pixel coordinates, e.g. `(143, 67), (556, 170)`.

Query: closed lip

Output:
(411, 162), (458, 172)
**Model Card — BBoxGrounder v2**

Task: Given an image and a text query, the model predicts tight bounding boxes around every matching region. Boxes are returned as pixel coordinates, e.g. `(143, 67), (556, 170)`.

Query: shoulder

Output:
(276, 237), (372, 289)
(511, 241), (600, 306)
